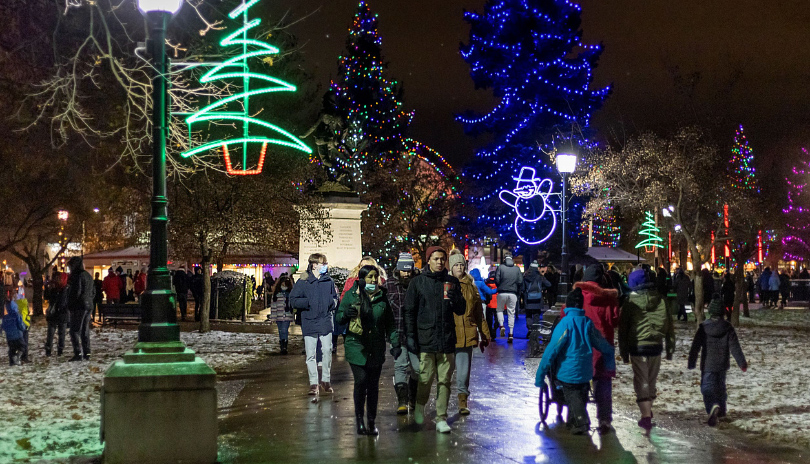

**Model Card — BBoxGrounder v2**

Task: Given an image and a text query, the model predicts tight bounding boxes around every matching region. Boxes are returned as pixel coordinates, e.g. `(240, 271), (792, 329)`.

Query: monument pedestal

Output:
(298, 190), (367, 272)
(101, 342), (217, 464)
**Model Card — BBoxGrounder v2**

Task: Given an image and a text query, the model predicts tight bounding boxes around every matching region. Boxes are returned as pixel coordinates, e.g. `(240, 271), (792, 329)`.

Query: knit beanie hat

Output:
(448, 251), (466, 271)
(396, 252), (415, 272)
(565, 287), (584, 309)
(628, 269), (648, 290)
(583, 265), (604, 283)
(530, 260), (539, 268)
(504, 255), (514, 266)
(425, 246), (448, 265)
(708, 293), (724, 317)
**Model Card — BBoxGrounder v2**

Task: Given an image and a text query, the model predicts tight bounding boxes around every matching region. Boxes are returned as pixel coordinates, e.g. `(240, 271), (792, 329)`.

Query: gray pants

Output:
(455, 347), (474, 395)
(393, 344), (420, 385)
(304, 334), (332, 385)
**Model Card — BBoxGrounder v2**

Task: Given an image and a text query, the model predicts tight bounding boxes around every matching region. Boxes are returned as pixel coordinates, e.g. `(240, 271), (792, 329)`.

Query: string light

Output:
(783, 147), (810, 260)
(635, 211), (663, 252)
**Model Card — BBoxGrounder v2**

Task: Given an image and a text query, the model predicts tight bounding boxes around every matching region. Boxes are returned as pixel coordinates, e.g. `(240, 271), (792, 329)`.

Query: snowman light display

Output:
(498, 166), (559, 245)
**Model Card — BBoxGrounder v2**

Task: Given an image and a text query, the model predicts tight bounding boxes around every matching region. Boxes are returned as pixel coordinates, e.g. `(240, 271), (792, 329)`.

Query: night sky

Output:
(265, 0), (810, 175)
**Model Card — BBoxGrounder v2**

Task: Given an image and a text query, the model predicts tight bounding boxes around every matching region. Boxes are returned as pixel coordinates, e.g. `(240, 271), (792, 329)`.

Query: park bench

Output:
(100, 303), (141, 327)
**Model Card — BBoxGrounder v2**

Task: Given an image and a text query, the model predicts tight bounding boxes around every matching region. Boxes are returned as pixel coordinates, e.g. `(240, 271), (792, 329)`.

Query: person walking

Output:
(768, 268), (781, 308)
(337, 265), (400, 435)
(13, 291), (31, 363)
(448, 250), (491, 415)
(66, 257), (94, 362)
(290, 253), (338, 396)
(173, 267), (190, 321)
(102, 268), (121, 304)
(522, 261), (551, 333)
(688, 297), (748, 426)
(92, 272), (103, 321)
(700, 268), (715, 315)
(779, 270), (791, 309)
(1, 290), (27, 366)
(44, 271), (69, 357)
(494, 254), (523, 343)
(469, 268), (497, 334)
(746, 272), (756, 303)
(267, 276), (294, 355)
(191, 267), (204, 321)
(484, 270), (500, 338)
(673, 268), (691, 321)
(545, 265), (560, 308)
(619, 268), (675, 433)
(535, 288), (615, 435)
(384, 252), (420, 415)
(758, 267), (772, 307)
(403, 246), (466, 433)
(570, 265), (620, 434)
(721, 272), (735, 319)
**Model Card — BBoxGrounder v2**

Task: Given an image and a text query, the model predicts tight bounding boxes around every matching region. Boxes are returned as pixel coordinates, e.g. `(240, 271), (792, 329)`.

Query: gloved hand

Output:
(406, 337), (419, 355)
(345, 305), (359, 318)
(390, 346), (402, 359)
(478, 338), (489, 353)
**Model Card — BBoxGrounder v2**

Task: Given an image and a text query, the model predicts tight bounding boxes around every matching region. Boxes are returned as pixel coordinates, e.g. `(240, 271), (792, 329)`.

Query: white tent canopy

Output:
(586, 247), (645, 263)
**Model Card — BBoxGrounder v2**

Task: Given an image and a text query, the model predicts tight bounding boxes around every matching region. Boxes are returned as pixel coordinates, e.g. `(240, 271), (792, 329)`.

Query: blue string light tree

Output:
(313, 1), (413, 193)
(458, 0), (610, 249)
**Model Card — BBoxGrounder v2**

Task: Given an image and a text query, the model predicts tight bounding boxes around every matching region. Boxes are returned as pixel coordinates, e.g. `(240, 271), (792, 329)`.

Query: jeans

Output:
(631, 355), (661, 403)
(69, 310), (91, 356)
(350, 363), (383, 421)
(277, 321), (290, 341)
(560, 381), (590, 429)
(496, 293), (518, 333)
(177, 294), (188, 319)
(701, 371), (728, 415)
(455, 347), (473, 395)
(305, 334), (332, 385)
(417, 352), (455, 421)
(393, 344), (420, 385)
(593, 377), (613, 423)
(46, 321), (66, 355)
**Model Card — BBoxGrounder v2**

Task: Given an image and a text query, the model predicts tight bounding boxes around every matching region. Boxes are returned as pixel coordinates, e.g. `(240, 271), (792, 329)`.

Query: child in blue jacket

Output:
(535, 288), (616, 434)
(2, 291), (27, 366)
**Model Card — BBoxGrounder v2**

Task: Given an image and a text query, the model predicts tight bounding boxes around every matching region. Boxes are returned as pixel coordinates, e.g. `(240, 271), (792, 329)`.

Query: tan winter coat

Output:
(455, 273), (491, 348)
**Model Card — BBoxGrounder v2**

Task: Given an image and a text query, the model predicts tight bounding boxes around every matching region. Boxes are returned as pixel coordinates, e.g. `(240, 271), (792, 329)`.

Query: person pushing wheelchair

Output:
(534, 288), (615, 434)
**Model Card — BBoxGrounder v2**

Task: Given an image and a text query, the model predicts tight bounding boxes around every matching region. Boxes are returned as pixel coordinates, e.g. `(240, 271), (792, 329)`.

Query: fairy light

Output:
(783, 147), (810, 260)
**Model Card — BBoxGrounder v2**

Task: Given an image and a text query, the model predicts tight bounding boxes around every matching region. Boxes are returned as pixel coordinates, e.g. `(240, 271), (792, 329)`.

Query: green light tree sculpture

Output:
(636, 211), (663, 253)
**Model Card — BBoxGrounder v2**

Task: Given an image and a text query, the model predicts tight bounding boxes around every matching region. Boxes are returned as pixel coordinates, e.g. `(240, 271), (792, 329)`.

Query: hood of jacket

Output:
(469, 268), (484, 282)
(574, 280), (618, 299)
(702, 317), (732, 338)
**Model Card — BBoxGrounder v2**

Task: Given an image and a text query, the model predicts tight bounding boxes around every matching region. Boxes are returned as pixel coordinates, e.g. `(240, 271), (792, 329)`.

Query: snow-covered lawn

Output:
(0, 323), (278, 463)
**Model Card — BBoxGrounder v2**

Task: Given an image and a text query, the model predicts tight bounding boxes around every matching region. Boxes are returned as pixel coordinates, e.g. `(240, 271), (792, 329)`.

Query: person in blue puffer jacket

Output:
(469, 268), (497, 305)
(535, 288), (615, 434)
(1, 291), (27, 366)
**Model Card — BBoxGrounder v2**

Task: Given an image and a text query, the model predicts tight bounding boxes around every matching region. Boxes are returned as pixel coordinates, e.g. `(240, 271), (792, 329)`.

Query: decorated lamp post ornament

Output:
(180, 0), (312, 174)
(499, 166), (559, 245)
(636, 211), (664, 253)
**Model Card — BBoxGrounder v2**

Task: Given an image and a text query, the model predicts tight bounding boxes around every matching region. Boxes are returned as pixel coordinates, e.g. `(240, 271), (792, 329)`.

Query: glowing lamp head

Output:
(137, 0), (183, 14)
(57, 210), (69, 221)
(556, 153), (577, 174)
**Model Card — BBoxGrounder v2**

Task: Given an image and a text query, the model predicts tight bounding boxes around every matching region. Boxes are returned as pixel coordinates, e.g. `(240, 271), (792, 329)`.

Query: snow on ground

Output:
(526, 306), (810, 449)
(0, 323), (278, 463)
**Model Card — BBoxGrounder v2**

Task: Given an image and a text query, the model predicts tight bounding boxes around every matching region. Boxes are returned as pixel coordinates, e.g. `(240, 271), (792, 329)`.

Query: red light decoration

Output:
(223, 143), (267, 176)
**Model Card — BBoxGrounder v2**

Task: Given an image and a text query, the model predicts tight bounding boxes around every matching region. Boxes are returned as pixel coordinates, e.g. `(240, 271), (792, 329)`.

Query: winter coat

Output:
(674, 271), (691, 306)
(485, 277), (498, 309)
(619, 284), (675, 362)
(134, 273), (147, 295)
(688, 317), (747, 372)
(523, 270), (551, 311)
(469, 268), (497, 303)
(17, 299), (30, 329)
(67, 266), (95, 314)
(701, 270), (715, 301)
(289, 271), (337, 337)
(102, 274), (121, 301)
(173, 271), (190, 294)
(494, 262), (523, 295)
(455, 273), (491, 348)
(403, 269), (466, 354)
(384, 275), (408, 338)
(769, 272), (781, 292)
(1, 301), (25, 341)
(779, 273), (791, 294)
(267, 290), (294, 323)
(337, 286), (399, 366)
(535, 307), (616, 385)
(569, 281), (620, 378)
(721, 278), (735, 306)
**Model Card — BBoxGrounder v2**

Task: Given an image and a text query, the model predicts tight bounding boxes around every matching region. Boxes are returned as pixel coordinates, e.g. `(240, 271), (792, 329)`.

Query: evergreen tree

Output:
(591, 202), (620, 248)
(459, 0), (610, 243)
(729, 125), (759, 192)
(321, 1), (412, 192)
(783, 148), (810, 260)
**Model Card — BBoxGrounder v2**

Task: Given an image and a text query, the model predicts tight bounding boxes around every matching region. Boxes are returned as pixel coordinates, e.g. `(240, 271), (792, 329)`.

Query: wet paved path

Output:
(218, 316), (807, 463)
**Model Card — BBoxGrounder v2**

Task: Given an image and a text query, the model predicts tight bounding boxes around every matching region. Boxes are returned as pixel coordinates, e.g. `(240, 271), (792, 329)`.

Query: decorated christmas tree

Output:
(180, 0), (311, 174)
(783, 148), (810, 260)
(635, 211), (663, 253)
(319, 1), (412, 192)
(458, 0), (610, 242)
(591, 202), (620, 248)
(729, 125), (759, 192)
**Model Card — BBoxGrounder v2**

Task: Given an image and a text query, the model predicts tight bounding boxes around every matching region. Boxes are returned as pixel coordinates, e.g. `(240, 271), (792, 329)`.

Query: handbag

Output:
(348, 313), (363, 335)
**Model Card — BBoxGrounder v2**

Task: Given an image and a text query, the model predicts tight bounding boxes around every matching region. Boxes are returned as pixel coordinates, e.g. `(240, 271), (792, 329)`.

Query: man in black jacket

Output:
(66, 257), (95, 361)
(173, 267), (190, 321)
(403, 246), (466, 433)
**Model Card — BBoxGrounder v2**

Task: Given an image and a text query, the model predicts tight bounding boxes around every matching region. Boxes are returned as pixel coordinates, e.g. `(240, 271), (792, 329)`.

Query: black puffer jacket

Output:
(403, 269), (466, 354)
(688, 317), (747, 372)
(67, 258), (95, 314)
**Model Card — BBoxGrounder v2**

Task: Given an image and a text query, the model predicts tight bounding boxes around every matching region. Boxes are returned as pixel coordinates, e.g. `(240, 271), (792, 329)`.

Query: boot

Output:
(395, 383), (409, 415)
(408, 378), (418, 411)
(458, 393), (470, 415)
(280, 339), (288, 355)
(356, 414), (368, 435)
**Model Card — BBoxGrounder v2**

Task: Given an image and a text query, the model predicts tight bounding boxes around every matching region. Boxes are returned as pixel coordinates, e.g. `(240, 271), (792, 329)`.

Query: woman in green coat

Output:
(337, 265), (401, 436)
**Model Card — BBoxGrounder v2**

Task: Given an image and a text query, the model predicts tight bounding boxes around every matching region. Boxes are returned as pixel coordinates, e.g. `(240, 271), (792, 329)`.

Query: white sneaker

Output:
(414, 404), (425, 425)
(436, 420), (451, 433)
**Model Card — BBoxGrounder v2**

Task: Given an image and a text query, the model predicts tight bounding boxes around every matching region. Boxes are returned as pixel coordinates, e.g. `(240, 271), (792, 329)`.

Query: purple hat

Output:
(628, 269), (648, 290)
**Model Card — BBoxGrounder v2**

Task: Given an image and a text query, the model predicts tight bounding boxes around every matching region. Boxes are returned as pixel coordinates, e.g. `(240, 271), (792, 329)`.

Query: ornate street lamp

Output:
(556, 152), (577, 301)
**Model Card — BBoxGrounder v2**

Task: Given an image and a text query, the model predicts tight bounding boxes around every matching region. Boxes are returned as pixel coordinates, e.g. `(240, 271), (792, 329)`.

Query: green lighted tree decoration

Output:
(180, 0), (312, 175)
(635, 211), (663, 253)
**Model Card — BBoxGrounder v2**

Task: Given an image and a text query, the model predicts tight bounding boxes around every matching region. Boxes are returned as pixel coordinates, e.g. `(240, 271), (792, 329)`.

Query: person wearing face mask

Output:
(385, 252), (420, 414)
(267, 276), (294, 355)
(290, 253), (338, 396)
(337, 265), (401, 435)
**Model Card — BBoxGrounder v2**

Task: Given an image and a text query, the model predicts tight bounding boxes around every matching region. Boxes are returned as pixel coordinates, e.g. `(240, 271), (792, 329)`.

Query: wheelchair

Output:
(538, 364), (595, 424)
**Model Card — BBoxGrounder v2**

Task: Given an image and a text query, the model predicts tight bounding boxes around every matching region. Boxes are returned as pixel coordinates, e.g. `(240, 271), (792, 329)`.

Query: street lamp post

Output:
(556, 153), (577, 303)
(101, 2), (217, 462)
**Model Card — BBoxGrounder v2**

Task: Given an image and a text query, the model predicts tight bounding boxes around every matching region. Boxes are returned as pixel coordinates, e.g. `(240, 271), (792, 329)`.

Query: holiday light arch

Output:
(180, 0), (312, 174)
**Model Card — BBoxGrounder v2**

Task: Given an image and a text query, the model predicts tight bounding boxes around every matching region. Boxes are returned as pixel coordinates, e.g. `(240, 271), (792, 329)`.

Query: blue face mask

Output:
(365, 283), (377, 292)
(319, 265), (328, 275)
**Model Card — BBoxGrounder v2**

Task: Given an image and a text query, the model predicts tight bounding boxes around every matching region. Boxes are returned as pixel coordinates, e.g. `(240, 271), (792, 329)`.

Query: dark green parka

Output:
(337, 286), (399, 366)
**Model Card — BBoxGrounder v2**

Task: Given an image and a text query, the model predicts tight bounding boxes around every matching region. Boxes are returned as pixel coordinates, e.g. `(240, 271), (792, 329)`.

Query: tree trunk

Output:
(731, 261), (745, 327)
(26, 258), (46, 319)
(200, 253), (212, 333)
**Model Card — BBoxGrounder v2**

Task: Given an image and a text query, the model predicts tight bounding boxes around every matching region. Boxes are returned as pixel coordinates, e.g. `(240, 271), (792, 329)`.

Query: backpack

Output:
(527, 278), (543, 300)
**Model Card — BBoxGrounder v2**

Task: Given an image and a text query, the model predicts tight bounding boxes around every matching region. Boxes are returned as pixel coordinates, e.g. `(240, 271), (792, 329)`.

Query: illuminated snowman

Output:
(498, 166), (558, 245)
